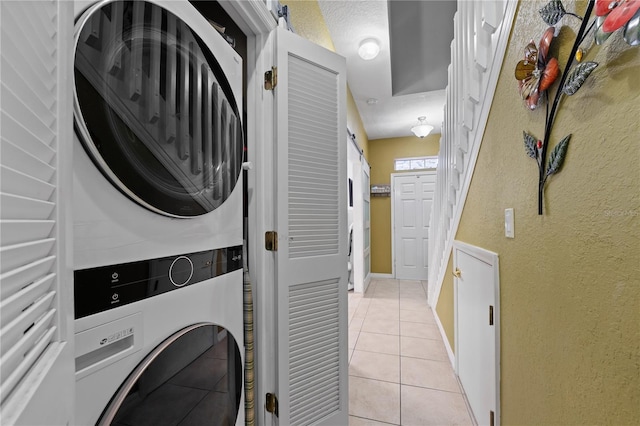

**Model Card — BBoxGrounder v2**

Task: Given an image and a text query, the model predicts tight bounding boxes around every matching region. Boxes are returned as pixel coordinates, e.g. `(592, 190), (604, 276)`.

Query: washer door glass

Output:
(74, 1), (243, 217)
(99, 324), (242, 425)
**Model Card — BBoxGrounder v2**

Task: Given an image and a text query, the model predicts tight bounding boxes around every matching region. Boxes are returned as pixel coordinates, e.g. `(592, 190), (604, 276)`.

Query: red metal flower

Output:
(595, 0), (640, 45)
(515, 27), (561, 110)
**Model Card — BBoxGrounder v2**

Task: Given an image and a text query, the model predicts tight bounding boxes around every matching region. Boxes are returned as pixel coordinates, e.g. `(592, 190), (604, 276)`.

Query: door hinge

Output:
(489, 305), (494, 326)
(264, 66), (278, 90)
(265, 231), (278, 251)
(266, 392), (279, 417)
(490, 410), (495, 426)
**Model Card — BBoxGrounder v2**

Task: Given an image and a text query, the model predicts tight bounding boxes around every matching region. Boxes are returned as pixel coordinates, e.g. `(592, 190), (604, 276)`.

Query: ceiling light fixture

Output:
(358, 38), (380, 60)
(411, 116), (434, 138)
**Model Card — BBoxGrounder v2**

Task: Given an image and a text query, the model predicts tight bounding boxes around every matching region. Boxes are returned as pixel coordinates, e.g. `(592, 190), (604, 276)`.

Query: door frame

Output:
(216, 3), (277, 424)
(390, 170), (436, 280)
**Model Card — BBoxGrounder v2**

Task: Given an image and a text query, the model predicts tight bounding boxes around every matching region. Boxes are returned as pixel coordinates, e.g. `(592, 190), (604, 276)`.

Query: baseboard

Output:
(369, 273), (393, 279)
(432, 307), (455, 369)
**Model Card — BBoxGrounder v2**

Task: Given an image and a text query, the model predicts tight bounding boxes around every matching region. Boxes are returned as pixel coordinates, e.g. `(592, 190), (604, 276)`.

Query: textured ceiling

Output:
(318, 0), (456, 140)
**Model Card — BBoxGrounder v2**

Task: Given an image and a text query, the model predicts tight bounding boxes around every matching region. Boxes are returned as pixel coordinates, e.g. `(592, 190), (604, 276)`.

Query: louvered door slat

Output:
(2, 108), (56, 147)
(0, 0), (63, 411)
(0, 66), (55, 123)
(5, 8), (51, 60)
(2, 113), (56, 159)
(0, 140), (55, 183)
(0, 291), (56, 356)
(0, 256), (56, 300)
(0, 20), (56, 85)
(1, 166), (56, 201)
(0, 308), (56, 377)
(0, 273), (54, 324)
(0, 326), (56, 406)
(26, 5), (57, 41)
(0, 239), (55, 275)
(2, 83), (55, 128)
(0, 193), (55, 220)
(0, 220), (55, 246)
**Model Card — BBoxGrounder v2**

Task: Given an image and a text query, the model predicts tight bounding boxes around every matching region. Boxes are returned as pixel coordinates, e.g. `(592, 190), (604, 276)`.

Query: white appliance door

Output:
(97, 323), (243, 426)
(73, 0), (244, 218)
(274, 26), (348, 426)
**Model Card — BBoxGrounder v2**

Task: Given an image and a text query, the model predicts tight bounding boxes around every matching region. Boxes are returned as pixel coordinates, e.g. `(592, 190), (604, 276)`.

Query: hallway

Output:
(348, 279), (473, 425)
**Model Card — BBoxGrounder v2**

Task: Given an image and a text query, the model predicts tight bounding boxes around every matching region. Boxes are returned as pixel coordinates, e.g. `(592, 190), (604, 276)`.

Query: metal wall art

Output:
(516, 0), (639, 214)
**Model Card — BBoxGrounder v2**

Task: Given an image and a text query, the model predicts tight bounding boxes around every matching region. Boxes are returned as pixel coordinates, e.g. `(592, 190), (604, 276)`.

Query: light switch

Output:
(505, 208), (514, 238)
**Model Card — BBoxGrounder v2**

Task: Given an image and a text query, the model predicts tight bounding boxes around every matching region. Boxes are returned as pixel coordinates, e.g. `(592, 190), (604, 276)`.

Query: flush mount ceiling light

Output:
(358, 38), (380, 60)
(411, 116), (434, 138)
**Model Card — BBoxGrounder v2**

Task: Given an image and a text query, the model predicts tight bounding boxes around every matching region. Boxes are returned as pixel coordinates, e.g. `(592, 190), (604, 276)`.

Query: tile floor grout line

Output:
(398, 282), (402, 426)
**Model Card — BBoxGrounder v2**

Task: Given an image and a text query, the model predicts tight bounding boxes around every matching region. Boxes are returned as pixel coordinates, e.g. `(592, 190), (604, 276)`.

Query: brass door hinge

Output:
(266, 392), (279, 417)
(264, 66), (277, 90)
(265, 231), (278, 251)
(489, 305), (494, 326)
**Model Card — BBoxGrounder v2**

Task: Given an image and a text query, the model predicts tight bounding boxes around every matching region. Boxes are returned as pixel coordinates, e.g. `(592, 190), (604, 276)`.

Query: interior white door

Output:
(454, 241), (500, 426)
(0, 2), (75, 425)
(274, 26), (348, 426)
(393, 172), (435, 280)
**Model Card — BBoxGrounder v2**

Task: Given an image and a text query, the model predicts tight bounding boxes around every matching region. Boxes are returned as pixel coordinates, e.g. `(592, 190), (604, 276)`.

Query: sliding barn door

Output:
(274, 27), (348, 426)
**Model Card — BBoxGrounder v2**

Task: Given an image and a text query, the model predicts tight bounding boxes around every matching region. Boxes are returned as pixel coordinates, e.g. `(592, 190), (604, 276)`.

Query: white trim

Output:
(429, 0), (518, 308)
(453, 240), (498, 265)
(219, 0), (276, 35)
(369, 273), (393, 279)
(432, 307), (455, 368)
(215, 2), (276, 423)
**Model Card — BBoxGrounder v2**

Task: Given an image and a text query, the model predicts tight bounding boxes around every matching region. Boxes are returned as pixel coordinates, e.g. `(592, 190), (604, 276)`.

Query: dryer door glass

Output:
(74, 1), (243, 217)
(99, 324), (242, 425)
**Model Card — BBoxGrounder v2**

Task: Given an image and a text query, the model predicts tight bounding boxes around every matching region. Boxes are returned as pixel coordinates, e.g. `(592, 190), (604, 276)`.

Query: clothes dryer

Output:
(71, 1), (245, 424)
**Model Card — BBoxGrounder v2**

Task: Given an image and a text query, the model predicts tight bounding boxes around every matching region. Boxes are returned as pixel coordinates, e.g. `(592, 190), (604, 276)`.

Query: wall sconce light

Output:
(411, 116), (434, 138)
(358, 38), (380, 60)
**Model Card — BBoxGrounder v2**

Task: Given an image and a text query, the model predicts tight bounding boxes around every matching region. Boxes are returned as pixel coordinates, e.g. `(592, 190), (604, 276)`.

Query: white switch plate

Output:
(505, 208), (514, 238)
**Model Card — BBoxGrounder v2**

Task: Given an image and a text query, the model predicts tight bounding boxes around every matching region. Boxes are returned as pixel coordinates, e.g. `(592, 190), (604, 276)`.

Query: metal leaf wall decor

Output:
(539, 0), (567, 25)
(563, 61), (599, 95)
(516, 0), (638, 214)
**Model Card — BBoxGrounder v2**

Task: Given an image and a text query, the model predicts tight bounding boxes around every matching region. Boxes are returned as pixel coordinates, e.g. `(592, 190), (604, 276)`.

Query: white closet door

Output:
(0, 1), (74, 424)
(274, 26), (348, 426)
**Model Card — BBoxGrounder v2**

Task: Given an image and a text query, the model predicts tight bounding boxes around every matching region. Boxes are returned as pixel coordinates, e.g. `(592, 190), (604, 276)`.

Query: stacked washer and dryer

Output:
(71, 1), (245, 424)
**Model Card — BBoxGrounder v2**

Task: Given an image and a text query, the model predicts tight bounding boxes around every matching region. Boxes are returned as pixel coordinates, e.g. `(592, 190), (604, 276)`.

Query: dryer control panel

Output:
(74, 245), (242, 319)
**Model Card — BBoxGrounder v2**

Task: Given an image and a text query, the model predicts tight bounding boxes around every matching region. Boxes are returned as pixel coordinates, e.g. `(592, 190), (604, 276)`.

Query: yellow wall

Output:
(285, 0), (369, 159)
(437, 1), (640, 423)
(435, 251), (455, 351)
(368, 135), (440, 273)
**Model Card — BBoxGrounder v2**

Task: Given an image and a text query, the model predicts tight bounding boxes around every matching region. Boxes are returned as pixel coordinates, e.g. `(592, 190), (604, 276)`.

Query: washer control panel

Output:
(74, 246), (242, 319)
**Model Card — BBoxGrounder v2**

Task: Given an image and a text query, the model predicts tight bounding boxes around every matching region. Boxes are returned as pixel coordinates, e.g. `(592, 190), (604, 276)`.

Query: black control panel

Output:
(74, 246), (242, 319)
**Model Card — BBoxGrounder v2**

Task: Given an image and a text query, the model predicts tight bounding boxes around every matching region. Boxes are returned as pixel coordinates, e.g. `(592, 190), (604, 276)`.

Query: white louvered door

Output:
(0, 1), (74, 424)
(274, 27), (348, 426)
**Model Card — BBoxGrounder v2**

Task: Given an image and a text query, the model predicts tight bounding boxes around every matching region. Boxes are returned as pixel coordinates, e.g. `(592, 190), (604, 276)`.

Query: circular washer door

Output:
(73, 1), (244, 217)
(99, 323), (242, 425)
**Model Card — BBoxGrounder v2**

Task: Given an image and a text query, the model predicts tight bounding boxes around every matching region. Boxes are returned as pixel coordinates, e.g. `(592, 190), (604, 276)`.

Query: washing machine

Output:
(71, 0), (245, 424)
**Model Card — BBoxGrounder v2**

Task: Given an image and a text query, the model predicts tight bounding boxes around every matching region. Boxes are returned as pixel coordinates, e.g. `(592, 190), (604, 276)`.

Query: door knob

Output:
(452, 268), (461, 278)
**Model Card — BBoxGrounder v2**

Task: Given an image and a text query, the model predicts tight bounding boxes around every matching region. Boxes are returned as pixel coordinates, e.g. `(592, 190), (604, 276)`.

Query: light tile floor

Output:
(348, 278), (474, 426)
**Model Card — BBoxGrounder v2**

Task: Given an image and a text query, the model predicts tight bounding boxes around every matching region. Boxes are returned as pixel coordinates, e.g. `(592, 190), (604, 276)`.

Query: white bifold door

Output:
(274, 27), (348, 426)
